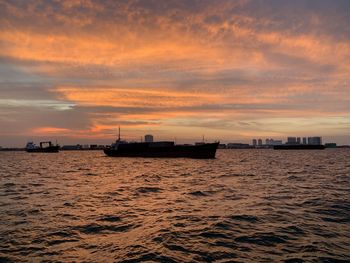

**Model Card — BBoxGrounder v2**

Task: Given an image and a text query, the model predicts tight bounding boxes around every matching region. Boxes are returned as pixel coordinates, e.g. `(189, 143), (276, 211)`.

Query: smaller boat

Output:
(26, 141), (60, 153)
(273, 144), (325, 150)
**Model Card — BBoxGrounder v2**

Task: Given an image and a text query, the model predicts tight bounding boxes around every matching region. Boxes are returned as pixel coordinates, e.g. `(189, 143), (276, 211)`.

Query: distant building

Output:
(302, 137), (307, 144)
(145, 134), (154, 143)
(264, 138), (282, 146)
(89, 144), (105, 150)
(258, 139), (262, 146)
(287, 137), (297, 145)
(252, 139), (257, 146)
(227, 143), (251, 149)
(308, 137), (322, 145)
(218, 144), (227, 149)
(271, 140), (283, 145)
(296, 137), (301, 144)
(61, 145), (82, 150)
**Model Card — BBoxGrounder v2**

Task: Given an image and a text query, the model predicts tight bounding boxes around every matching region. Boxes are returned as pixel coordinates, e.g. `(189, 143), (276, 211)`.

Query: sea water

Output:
(0, 149), (349, 262)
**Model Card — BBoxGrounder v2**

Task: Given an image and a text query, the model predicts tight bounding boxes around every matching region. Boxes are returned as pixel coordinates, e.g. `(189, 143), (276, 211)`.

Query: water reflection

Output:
(0, 149), (349, 262)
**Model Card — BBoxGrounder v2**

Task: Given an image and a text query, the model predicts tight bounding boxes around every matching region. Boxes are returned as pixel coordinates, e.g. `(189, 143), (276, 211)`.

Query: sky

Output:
(0, 0), (350, 147)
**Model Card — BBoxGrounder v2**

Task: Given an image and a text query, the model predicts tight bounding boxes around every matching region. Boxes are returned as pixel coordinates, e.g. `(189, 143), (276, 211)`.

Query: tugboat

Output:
(104, 128), (219, 159)
(26, 141), (60, 153)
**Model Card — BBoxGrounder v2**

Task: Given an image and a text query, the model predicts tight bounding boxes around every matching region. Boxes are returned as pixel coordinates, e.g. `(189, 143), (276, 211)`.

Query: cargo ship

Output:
(273, 144), (325, 150)
(104, 141), (219, 158)
(104, 130), (219, 158)
(26, 141), (60, 153)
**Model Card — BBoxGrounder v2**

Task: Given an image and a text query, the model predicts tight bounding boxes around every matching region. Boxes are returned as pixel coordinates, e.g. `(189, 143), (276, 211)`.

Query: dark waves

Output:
(0, 150), (350, 262)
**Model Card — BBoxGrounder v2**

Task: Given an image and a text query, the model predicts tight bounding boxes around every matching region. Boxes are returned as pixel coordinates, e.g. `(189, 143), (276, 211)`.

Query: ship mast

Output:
(118, 126), (121, 142)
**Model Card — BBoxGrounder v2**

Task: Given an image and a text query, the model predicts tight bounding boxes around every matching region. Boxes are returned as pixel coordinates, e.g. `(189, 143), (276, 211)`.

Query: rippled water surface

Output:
(1, 149), (350, 262)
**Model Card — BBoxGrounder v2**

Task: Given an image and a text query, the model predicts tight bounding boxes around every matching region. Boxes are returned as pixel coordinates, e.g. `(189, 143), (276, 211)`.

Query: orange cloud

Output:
(54, 87), (224, 107)
(32, 127), (70, 134)
(1, 1), (350, 145)
(0, 30), (223, 68)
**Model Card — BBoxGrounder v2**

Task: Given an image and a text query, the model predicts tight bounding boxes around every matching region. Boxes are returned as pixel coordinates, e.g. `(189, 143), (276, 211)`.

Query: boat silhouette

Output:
(273, 144), (325, 150)
(26, 141), (60, 153)
(104, 128), (219, 158)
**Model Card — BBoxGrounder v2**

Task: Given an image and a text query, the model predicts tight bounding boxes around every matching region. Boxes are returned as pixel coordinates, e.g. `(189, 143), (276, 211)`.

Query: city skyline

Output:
(0, 134), (342, 149)
(1, 0), (350, 147)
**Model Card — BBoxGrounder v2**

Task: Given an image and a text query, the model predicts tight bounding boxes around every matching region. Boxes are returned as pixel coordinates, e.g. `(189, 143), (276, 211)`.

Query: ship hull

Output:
(273, 145), (325, 150)
(26, 146), (60, 153)
(104, 142), (219, 159)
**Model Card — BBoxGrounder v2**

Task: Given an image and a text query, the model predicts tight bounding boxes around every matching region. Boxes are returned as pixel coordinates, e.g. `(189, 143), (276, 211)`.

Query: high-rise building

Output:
(266, 138), (274, 145)
(258, 139), (262, 146)
(272, 140), (283, 145)
(287, 137), (297, 144)
(296, 137), (301, 144)
(302, 137), (307, 144)
(308, 137), (322, 145)
(252, 139), (257, 146)
(145, 134), (154, 143)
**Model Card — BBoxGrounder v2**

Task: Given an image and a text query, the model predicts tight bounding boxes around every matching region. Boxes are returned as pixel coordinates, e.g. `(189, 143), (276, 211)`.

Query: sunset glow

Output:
(1, 0), (350, 146)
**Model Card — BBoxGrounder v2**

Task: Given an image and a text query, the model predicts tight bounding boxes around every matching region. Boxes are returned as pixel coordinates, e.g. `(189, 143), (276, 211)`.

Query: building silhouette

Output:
(287, 137), (297, 144)
(252, 139), (257, 146)
(308, 137), (322, 145)
(284, 136), (322, 145)
(145, 134), (154, 143)
(267, 139), (282, 145)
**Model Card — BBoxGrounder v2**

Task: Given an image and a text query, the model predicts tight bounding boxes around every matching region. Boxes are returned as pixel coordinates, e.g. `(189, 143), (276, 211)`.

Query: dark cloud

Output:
(2, 0), (349, 40)
(234, 0), (350, 39)
(0, 105), (88, 131)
